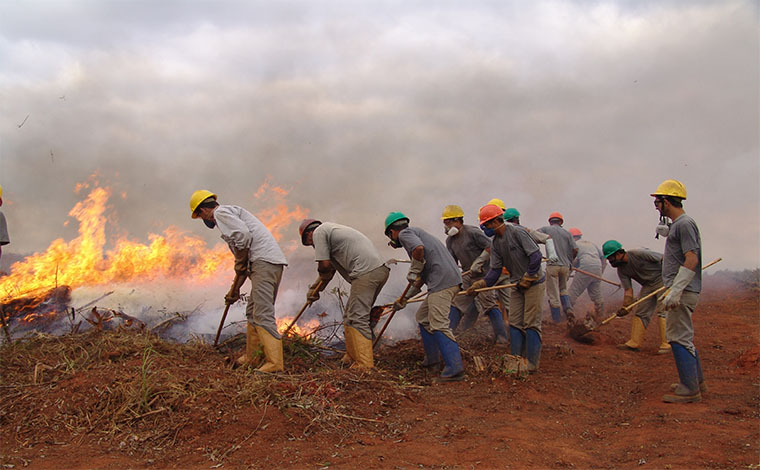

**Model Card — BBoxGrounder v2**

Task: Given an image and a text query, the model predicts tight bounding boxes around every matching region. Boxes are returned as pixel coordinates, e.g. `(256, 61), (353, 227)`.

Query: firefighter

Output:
(568, 228), (605, 319)
(299, 219), (390, 369)
(603, 240), (670, 354)
(651, 179), (705, 403)
(385, 211), (465, 382)
(538, 212), (577, 322)
(190, 190), (287, 373)
(468, 204), (545, 372)
(441, 204), (508, 343)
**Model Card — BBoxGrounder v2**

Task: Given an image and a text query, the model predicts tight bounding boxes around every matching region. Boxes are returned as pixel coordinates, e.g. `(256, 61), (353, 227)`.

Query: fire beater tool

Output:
(570, 267), (621, 288)
(568, 257), (722, 341)
(283, 279), (323, 337)
(214, 272), (246, 348)
(370, 282), (517, 341)
(372, 282), (413, 347)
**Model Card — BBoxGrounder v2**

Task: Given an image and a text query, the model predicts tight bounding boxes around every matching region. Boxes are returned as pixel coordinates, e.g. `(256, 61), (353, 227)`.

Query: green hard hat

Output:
(602, 240), (623, 258)
(504, 208), (520, 221)
(384, 211), (409, 235)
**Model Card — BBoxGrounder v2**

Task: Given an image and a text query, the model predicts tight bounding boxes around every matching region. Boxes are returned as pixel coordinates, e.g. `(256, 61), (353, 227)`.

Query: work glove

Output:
(407, 258), (425, 283)
(393, 285), (421, 311)
(518, 273), (539, 290)
(466, 279), (487, 296)
(306, 277), (326, 303)
(623, 293), (634, 307)
(225, 286), (240, 304)
(469, 249), (490, 277)
(545, 239), (559, 263)
(662, 266), (696, 310)
(232, 247), (250, 276)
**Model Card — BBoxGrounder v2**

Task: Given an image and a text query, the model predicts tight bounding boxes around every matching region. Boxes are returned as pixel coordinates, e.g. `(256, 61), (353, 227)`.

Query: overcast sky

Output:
(0, 0), (758, 275)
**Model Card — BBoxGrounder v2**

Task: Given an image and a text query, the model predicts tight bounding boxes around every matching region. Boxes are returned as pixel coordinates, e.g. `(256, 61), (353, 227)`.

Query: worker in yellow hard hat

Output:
(441, 205), (508, 344)
(0, 184), (9, 266)
(190, 189), (288, 373)
(651, 179), (705, 403)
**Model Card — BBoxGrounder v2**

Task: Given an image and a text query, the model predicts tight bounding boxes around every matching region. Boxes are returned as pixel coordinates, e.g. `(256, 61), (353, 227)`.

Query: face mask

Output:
(204, 219), (216, 229)
(609, 258), (624, 268)
(388, 238), (402, 249)
(445, 226), (459, 237)
(655, 215), (670, 239)
(480, 224), (495, 238)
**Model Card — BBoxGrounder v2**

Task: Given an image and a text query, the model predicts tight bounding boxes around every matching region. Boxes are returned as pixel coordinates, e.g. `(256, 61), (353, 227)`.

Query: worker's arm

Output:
(683, 251), (698, 271)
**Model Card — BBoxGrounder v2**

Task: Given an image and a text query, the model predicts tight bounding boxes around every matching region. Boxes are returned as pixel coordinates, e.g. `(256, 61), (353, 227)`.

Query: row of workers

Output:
(189, 178), (704, 401)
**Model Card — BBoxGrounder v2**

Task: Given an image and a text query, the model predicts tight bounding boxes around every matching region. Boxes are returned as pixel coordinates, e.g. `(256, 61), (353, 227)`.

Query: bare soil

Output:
(1, 275), (758, 469)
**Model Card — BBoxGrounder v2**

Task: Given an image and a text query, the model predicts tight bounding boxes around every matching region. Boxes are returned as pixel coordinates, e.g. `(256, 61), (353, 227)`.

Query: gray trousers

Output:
(545, 265), (570, 308)
(632, 282), (665, 328)
(496, 272), (511, 316)
(417, 285), (460, 341)
(568, 271), (604, 312)
(665, 290), (700, 356)
(509, 281), (545, 338)
(245, 260), (284, 339)
(346, 265), (390, 339)
(452, 271), (500, 314)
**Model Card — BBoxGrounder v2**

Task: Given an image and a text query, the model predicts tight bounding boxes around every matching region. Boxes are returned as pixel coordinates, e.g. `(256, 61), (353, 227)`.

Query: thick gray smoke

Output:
(0, 1), (757, 339)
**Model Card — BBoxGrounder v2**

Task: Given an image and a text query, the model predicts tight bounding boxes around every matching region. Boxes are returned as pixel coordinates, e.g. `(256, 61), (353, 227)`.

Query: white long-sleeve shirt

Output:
(214, 205), (287, 266)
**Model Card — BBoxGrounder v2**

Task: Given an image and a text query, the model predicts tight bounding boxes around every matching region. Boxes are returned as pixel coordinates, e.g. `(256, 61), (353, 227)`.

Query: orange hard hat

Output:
(298, 218), (322, 245)
(569, 227), (581, 237)
(478, 204), (504, 225)
(548, 212), (564, 223)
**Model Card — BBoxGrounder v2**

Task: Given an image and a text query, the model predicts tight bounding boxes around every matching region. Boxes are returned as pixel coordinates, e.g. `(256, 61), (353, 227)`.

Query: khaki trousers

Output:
(245, 260), (284, 339)
(345, 265), (390, 339)
(545, 265), (570, 308)
(509, 281), (545, 337)
(452, 271), (500, 314)
(632, 281), (665, 328)
(416, 285), (460, 341)
(665, 291), (700, 356)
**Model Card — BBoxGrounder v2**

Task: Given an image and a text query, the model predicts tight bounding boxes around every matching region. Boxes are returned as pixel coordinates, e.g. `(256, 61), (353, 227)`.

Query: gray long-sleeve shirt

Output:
(214, 205), (287, 266)
(538, 225), (576, 266)
(615, 249), (663, 290)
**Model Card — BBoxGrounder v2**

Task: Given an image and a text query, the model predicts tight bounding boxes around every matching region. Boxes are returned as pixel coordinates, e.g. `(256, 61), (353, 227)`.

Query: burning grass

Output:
(0, 327), (423, 462)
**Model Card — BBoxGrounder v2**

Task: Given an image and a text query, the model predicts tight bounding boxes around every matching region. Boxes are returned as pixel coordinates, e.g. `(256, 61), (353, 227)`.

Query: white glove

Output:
(545, 239), (559, 263)
(407, 258), (425, 283)
(663, 265), (696, 309)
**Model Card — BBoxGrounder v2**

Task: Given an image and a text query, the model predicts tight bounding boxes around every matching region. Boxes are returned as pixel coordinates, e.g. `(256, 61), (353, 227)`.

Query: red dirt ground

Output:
(1, 275), (758, 469)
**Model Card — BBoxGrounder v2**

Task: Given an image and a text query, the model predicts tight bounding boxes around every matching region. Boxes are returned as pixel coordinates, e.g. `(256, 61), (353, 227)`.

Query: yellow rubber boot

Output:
(657, 317), (671, 355)
(345, 326), (374, 369)
(617, 317), (645, 351)
(255, 326), (284, 373)
(341, 328), (355, 366)
(236, 322), (263, 368)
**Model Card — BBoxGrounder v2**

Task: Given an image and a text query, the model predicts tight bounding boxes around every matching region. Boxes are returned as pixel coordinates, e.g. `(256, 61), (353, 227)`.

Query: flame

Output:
(276, 316), (321, 337)
(0, 177), (308, 303)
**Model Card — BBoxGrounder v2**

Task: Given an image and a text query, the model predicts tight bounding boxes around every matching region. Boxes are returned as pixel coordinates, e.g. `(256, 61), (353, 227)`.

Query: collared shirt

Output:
(214, 205), (287, 266)
(398, 226), (461, 292)
(663, 213), (702, 293)
(312, 222), (384, 280)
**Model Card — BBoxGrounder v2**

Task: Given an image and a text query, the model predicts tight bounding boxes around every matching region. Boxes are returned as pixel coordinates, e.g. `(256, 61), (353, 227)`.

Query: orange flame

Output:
(0, 177), (308, 302)
(276, 316), (321, 337)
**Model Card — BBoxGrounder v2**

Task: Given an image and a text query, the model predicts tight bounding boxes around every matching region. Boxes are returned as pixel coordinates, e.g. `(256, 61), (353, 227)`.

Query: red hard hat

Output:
(298, 218), (322, 245)
(548, 211), (564, 223)
(569, 227), (581, 237)
(478, 204), (504, 225)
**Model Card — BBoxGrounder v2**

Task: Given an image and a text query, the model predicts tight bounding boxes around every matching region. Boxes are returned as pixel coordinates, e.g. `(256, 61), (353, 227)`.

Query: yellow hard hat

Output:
(441, 204), (465, 220)
(487, 198), (506, 210)
(190, 190), (217, 217)
(0, 184), (3, 199)
(650, 179), (687, 199)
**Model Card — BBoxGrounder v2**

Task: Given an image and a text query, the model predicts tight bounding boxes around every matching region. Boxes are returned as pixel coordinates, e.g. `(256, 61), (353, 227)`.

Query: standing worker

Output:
(299, 219), (390, 369)
(385, 211), (465, 382)
(651, 179), (705, 403)
(538, 212), (577, 323)
(468, 204), (545, 372)
(603, 240), (670, 354)
(441, 205), (508, 343)
(0, 185), (9, 267)
(567, 228), (605, 321)
(190, 190), (288, 373)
